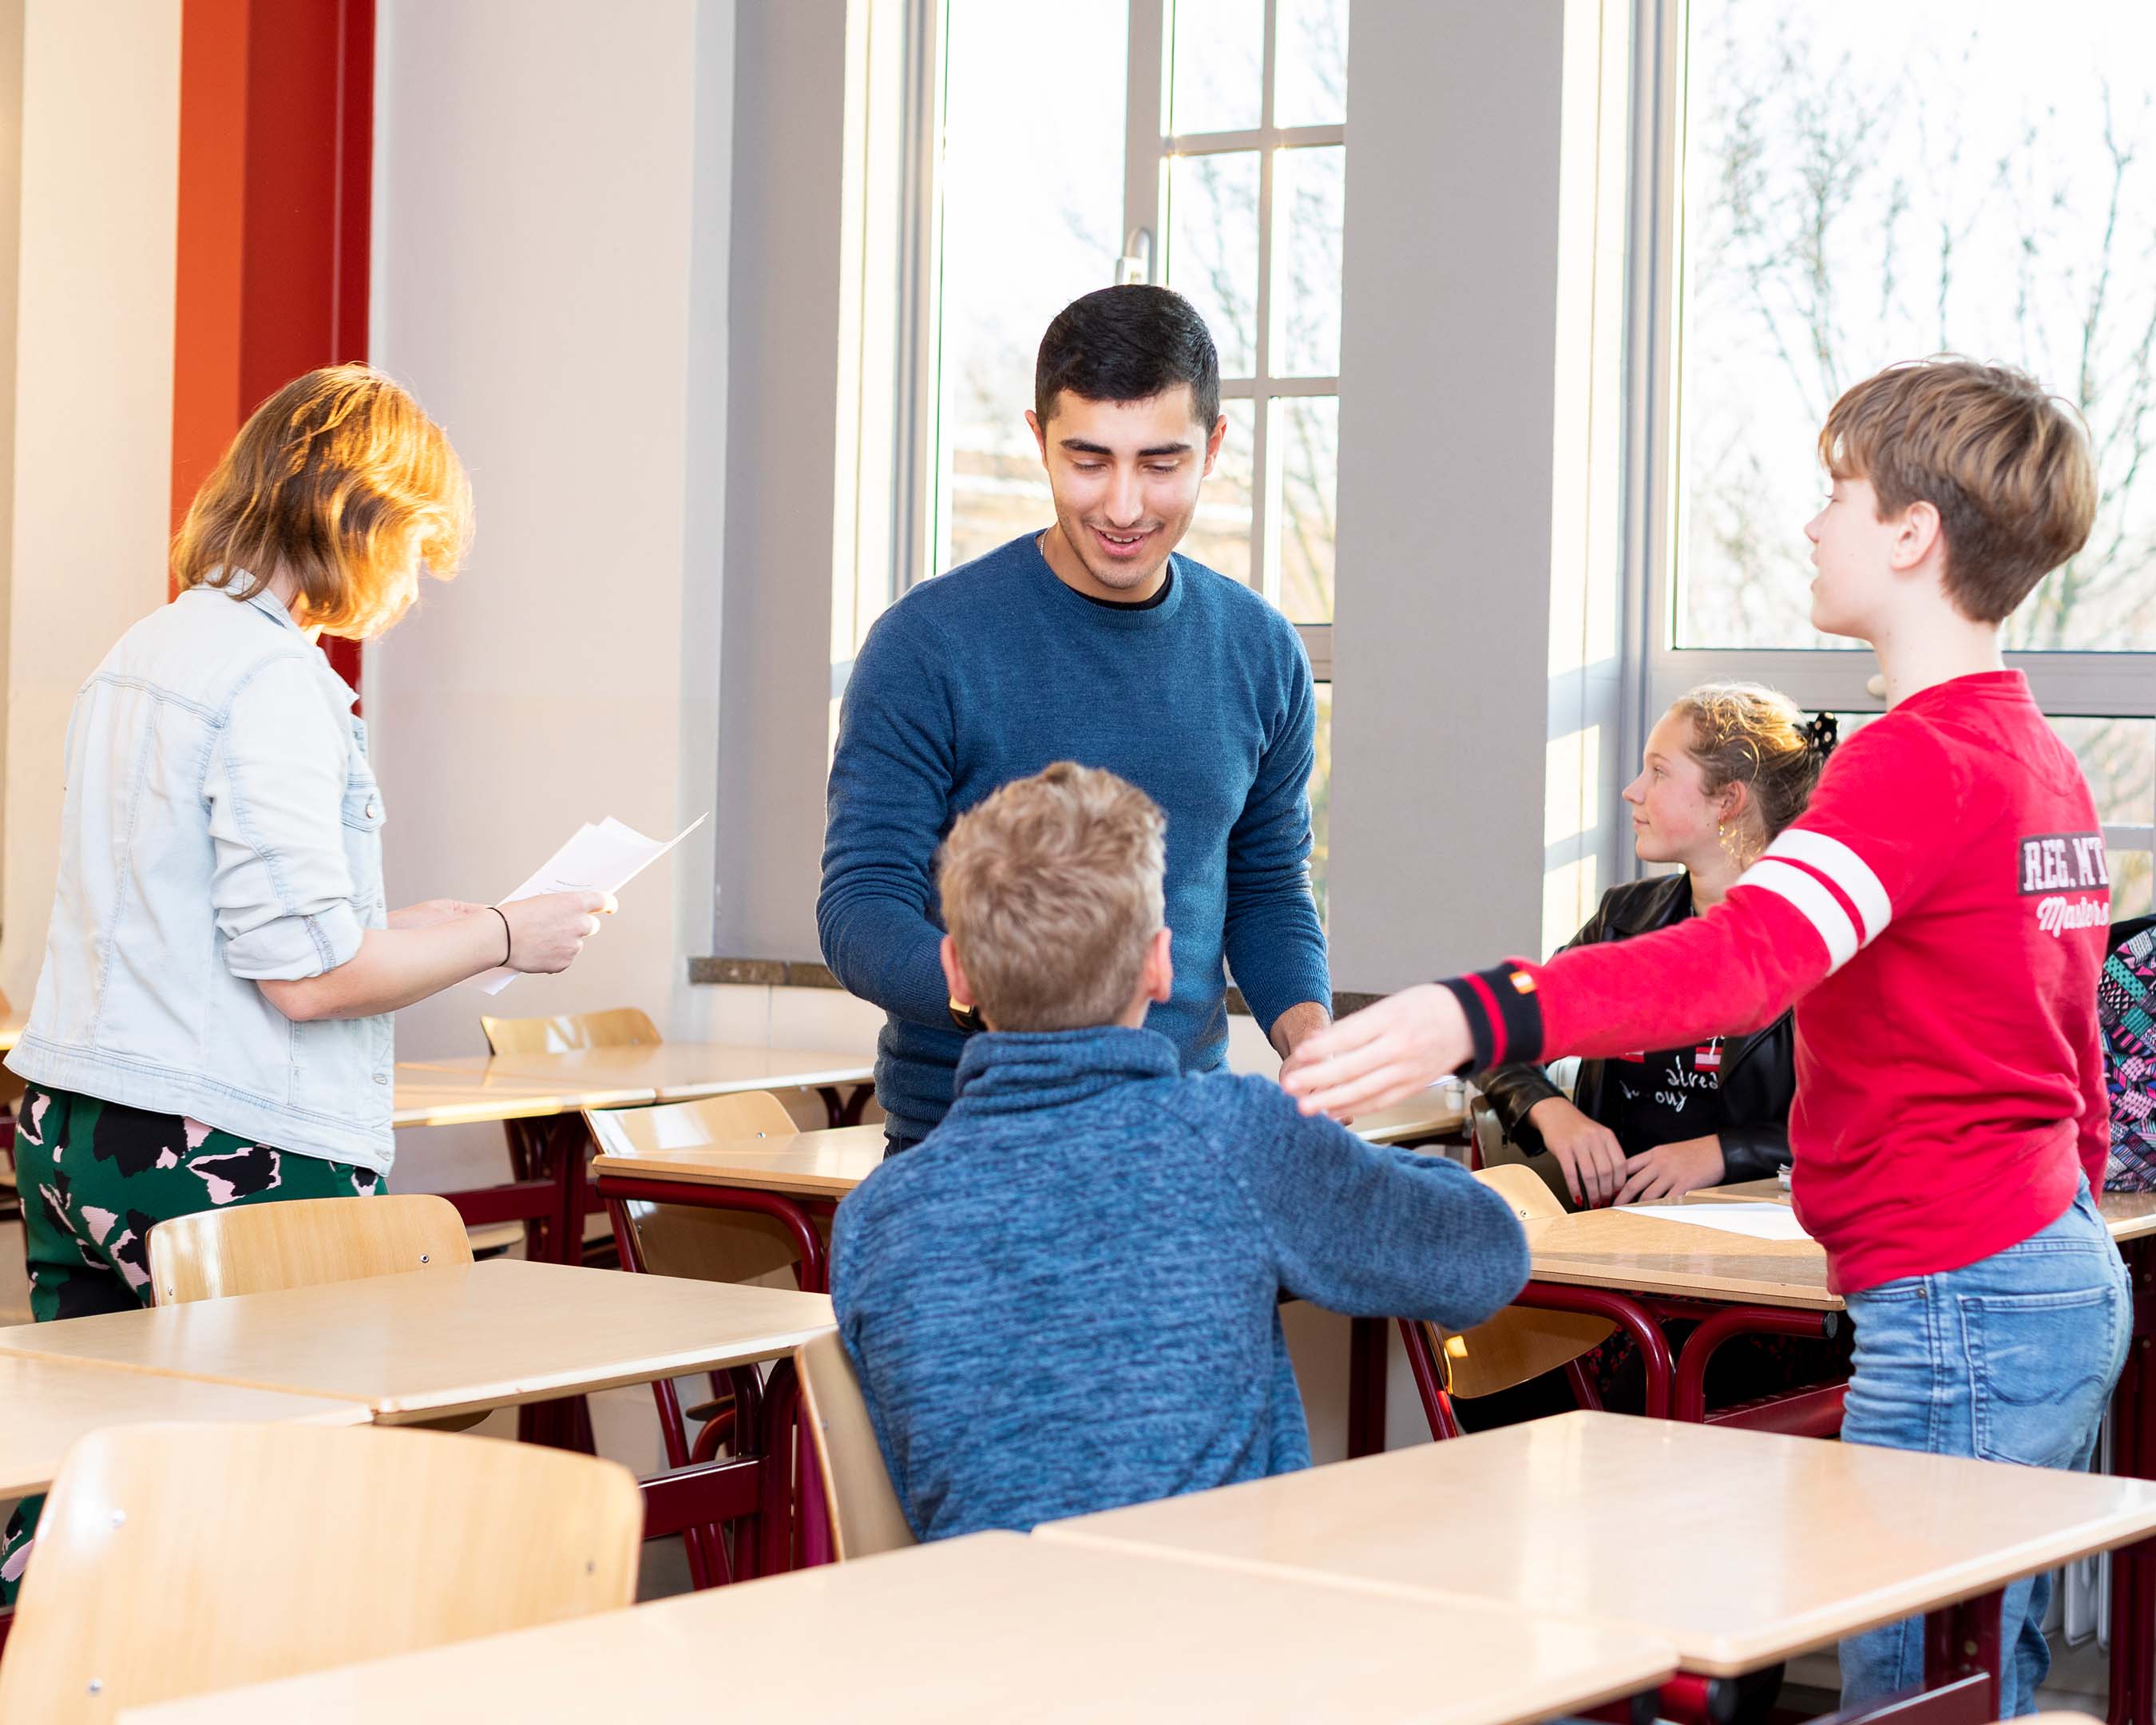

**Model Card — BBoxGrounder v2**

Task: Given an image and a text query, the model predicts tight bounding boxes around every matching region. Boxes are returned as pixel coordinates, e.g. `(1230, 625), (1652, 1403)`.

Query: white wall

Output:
(370, 0), (724, 1057)
(0, 0), (179, 1013)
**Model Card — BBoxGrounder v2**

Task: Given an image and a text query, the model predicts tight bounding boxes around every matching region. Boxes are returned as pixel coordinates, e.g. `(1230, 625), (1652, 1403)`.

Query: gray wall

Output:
(714, 0), (850, 960)
(1327, 2), (1572, 989)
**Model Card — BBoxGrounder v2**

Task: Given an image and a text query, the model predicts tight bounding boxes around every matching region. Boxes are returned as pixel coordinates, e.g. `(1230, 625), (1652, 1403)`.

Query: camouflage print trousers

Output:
(2, 1083), (383, 1602)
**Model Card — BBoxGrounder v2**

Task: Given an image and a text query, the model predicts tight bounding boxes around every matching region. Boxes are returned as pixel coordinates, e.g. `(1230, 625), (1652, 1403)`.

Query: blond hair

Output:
(937, 763), (1167, 1033)
(1818, 356), (2097, 624)
(1667, 681), (1831, 847)
(172, 365), (473, 639)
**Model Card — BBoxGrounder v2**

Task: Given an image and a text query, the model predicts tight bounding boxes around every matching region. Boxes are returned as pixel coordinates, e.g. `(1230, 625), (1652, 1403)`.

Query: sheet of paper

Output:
(1614, 1202), (1814, 1243)
(472, 814), (707, 994)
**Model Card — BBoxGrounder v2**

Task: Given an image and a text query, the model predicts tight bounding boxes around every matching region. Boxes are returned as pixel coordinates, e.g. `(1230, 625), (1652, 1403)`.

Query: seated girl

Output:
(1480, 682), (1837, 1210)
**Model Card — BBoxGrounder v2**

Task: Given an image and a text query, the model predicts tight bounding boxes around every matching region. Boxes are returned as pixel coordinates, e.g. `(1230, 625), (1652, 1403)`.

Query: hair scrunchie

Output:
(1801, 711), (1841, 764)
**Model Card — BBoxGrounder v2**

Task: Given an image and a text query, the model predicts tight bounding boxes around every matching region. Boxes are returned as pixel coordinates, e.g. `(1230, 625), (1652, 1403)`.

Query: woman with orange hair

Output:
(1, 368), (606, 1541)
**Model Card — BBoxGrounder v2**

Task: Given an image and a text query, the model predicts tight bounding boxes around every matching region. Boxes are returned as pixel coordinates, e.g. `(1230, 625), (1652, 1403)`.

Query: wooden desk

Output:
(1685, 1178), (2156, 1247)
(1038, 1410), (2156, 1703)
(1528, 1207), (1837, 1311)
(0, 1258), (831, 1425)
(401, 1044), (874, 1108)
(1353, 1091), (1470, 1146)
(592, 1122), (885, 1198)
(393, 1045), (873, 1267)
(0, 1355), (367, 1499)
(1682, 1175), (2156, 1725)
(390, 1065), (654, 1130)
(114, 1529), (1678, 1725)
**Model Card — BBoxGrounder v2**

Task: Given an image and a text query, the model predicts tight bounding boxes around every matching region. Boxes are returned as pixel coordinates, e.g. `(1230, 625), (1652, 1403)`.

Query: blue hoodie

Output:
(830, 1026), (1531, 1541)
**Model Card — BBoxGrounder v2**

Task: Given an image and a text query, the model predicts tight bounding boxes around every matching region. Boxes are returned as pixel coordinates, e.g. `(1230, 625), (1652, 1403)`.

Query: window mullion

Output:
(1249, 0), (1280, 601)
(1124, 0), (1167, 284)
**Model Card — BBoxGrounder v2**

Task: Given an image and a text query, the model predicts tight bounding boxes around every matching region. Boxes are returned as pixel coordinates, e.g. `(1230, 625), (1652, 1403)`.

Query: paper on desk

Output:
(1615, 1202), (1814, 1243)
(472, 815), (707, 994)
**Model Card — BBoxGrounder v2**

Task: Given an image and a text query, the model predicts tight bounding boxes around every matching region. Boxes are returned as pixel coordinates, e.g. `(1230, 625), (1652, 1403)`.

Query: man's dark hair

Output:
(1034, 285), (1220, 432)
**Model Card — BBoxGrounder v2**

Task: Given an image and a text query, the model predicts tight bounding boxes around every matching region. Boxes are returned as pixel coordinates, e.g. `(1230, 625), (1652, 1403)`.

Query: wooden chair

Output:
(0, 1421), (640, 1724)
(795, 1330), (915, 1560)
(147, 1194), (472, 1305)
(1404, 1164), (1615, 1439)
(480, 1005), (664, 1055)
(147, 1196), (486, 1435)
(478, 1006), (664, 1267)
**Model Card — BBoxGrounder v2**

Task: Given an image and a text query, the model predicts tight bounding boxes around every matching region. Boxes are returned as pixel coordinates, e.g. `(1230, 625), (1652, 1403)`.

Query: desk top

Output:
(116, 1530), (1677, 1725)
(1352, 1092), (1469, 1145)
(1036, 1410), (2156, 1677)
(398, 1043), (874, 1105)
(0, 1259), (834, 1424)
(587, 1095), (1475, 1197)
(390, 1065), (656, 1129)
(1527, 1208), (1840, 1311)
(0, 1354), (368, 1498)
(593, 1123), (886, 1196)
(1683, 1180), (2156, 1245)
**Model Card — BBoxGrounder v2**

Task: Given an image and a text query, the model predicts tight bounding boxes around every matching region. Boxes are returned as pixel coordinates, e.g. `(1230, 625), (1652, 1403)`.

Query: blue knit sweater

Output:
(817, 533), (1331, 1144)
(830, 1026), (1531, 1542)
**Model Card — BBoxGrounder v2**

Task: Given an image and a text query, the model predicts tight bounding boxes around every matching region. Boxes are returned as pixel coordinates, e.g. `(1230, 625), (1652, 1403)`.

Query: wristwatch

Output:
(949, 996), (985, 1034)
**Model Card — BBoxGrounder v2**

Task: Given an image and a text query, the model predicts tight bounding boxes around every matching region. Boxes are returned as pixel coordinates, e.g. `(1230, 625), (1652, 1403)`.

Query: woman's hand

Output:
(1524, 1096), (1627, 1208)
(501, 890), (616, 974)
(1278, 984), (1472, 1120)
(388, 899), (489, 931)
(1614, 1135), (1726, 1205)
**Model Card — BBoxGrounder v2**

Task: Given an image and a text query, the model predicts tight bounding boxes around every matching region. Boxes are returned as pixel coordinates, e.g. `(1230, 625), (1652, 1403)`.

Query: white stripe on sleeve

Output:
(1762, 827), (1893, 945)
(1737, 859), (1861, 972)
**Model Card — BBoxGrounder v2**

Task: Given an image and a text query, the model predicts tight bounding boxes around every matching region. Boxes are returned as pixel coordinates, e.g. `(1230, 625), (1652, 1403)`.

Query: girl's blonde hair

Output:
(1667, 681), (1837, 844)
(172, 365), (472, 639)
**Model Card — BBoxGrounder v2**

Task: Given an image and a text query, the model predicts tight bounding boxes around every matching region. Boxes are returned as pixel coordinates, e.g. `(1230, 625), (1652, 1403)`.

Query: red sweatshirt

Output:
(1445, 672), (2110, 1294)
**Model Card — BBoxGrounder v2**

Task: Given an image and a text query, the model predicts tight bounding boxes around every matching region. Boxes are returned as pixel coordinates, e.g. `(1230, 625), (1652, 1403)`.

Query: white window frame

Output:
(1623, 0), (2156, 887)
(1121, 0), (1342, 680)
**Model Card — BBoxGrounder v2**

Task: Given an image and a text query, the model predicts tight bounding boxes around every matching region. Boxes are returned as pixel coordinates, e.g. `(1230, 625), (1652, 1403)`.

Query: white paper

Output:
(472, 814), (707, 994)
(1615, 1201), (1814, 1243)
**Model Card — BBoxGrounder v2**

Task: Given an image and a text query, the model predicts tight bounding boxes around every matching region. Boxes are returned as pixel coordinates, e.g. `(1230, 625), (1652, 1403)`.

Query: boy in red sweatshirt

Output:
(1286, 358), (2130, 1716)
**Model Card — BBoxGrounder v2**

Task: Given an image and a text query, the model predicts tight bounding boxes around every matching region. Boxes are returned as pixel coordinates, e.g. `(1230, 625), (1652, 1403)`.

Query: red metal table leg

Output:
(1673, 1304), (1841, 1422)
(1516, 1283), (1674, 1418)
(1348, 1315), (1389, 1457)
(757, 1357), (803, 1576)
(592, 1174), (828, 1292)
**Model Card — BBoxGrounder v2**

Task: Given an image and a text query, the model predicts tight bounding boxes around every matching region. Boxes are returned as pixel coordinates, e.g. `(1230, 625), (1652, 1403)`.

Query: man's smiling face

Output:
(1028, 385), (1227, 601)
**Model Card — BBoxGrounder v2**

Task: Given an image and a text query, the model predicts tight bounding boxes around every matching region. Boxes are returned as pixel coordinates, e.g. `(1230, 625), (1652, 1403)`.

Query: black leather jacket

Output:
(1476, 873), (1796, 1184)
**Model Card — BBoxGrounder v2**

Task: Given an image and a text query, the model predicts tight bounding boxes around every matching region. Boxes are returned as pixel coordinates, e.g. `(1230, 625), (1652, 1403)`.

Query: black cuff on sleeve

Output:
(1437, 962), (1546, 1073)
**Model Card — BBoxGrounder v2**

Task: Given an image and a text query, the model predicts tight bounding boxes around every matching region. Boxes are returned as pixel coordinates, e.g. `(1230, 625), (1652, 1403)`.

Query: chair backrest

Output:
(479, 1006), (663, 1055)
(148, 1194), (474, 1306)
(1426, 1164), (1615, 1401)
(795, 1330), (915, 1560)
(0, 1422), (641, 1724)
(593, 1092), (816, 1287)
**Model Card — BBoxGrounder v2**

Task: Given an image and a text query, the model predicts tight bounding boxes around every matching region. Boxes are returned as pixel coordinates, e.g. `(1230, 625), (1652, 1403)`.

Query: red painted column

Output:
(170, 0), (375, 694)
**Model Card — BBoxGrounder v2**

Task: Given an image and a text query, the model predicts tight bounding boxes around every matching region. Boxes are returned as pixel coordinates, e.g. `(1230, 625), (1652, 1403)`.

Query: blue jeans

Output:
(1838, 1181), (2130, 1717)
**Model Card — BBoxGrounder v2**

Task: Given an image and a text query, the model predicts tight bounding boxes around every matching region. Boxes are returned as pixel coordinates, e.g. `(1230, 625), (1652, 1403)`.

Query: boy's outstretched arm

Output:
(1172, 1083), (1530, 1329)
(1284, 720), (1964, 1118)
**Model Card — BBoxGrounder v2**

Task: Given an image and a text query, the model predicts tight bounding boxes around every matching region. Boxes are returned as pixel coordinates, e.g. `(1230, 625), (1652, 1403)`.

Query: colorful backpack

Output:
(2102, 915), (2156, 1192)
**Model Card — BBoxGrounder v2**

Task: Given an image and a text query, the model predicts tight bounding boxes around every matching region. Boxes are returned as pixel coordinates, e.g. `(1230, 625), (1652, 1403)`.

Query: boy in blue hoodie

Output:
(830, 761), (1530, 1541)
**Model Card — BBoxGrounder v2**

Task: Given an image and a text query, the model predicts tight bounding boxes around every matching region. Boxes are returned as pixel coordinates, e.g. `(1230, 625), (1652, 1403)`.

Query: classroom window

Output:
(917, 0), (1348, 922)
(1629, 0), (2156, 899)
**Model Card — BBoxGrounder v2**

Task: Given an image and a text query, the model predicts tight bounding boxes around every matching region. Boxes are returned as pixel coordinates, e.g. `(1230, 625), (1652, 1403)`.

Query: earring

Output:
(1718, 820), (1746, 867)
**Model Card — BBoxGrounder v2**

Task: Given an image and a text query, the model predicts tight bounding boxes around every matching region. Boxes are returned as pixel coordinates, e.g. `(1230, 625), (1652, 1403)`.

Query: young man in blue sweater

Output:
(831, 763), (1530, 1541)
(818, 285), (1332, 1151)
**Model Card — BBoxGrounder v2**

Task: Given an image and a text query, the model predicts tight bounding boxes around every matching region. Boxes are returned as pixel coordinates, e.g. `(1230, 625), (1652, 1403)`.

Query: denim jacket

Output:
(6, 583), (394, 1171)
